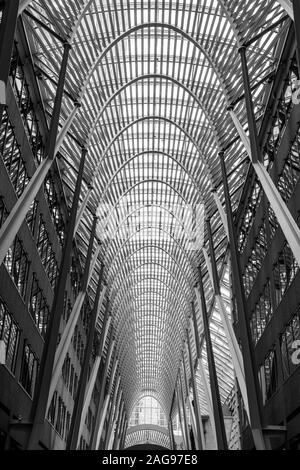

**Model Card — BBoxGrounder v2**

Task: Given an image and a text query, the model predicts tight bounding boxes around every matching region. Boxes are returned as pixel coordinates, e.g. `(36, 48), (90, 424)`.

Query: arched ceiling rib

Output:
(22, 0), (288, 419)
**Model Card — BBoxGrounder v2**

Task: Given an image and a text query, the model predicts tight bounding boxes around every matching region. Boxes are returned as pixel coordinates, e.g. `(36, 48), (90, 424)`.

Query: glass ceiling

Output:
(22, 0), (288, 419)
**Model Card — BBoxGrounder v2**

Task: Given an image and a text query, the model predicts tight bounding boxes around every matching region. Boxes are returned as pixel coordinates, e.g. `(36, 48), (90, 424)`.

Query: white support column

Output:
(55, 105), (80, 154)
(0, 158), (53, 266)
(18, 0), (34, 15)
(276, 0), (294, 19)
(212, 191), (229, 239)
(113, 401), (125, 450)
(197, 356), (217, 447)
(76, 315), (111, 447)
(94, 360), (118, 450)
(107, 389), (123, 449)
(176, 388), (187, 450)
(187, 395), (204, 450)
(47, 273), (105, 410)
(229, 110), (300, 267)
(105, 377), (121, 449)
(75, 188), (93, 233)
(196, 254), (250, 419)
(0, 80), (5, 105)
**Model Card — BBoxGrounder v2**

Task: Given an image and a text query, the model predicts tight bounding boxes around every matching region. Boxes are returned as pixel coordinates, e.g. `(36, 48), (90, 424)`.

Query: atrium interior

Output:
(0, 0), (300, 451)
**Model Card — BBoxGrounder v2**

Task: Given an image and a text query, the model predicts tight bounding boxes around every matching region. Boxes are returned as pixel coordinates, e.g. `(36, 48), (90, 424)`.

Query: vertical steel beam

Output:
(179, 373), (191, 449)
(93, 359), (118, 450)
(293, 0), (300, 76)
(76, 310), (110, 447)
(90, 334), (115, 449)
(112, 400), (124, 449)
(219, 153), (266, 450)
(107, 388), (123, 449)
(191, 301), (217, 444)
(120, 418), (128, 450)
(239, 47), (261, 164)
(47, 218), (100, 407)
(235, 46), (300, 267)
(200, 248), (249, 415)
(115, 405), (125, 450)
(0, 0), (20, 125)
(102, 375), (121, 449)
(176, 388), (187, 449)
(197, 355), (217, 447)
(186, 332), (204, 450)
(198, 261), (228, 450)
(0, 42), (71, 266)
(26, 147), (86, 449)
(191, 302), (201, 359)
(66, 264), (104, 449)
(169, 418), (176, 450)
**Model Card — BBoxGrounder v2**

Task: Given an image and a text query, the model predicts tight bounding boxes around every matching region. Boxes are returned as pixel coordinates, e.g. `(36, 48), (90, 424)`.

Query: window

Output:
(62, 354), (71, 386)
(280, 311), (300, 380)
(250, 280), (273, 344)
(0, 109), (29, 197)
(47, 391), (57, 426)
(44, 173), (66, 245)
(20, 342), (39, 397)
(36, 216), (59, 289)
(69, 365), (74, 395)
(0, 197), (8, 229)
(0, 298), (20, 373)
(4, 237), (30, 299)
(273, 242), (299, 306)
(55, 397), (67, 437)
(26, 199), (38, 235)
(259, 348), (278, 404)
(28, 274), (49, 337)
(128, 396), (167, 428)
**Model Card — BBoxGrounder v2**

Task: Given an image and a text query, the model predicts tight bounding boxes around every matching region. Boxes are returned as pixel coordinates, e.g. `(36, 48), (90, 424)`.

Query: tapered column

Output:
(200, 247), (249, 416)
(219, 153), (266, 450)
(191, 302), (201, 359)
(93, 359), (118, 450)
(18, 0), (34, 15)
(55, 103), (81, 154)
(176, 388), (187, 449)
(47, 218), (100, 407)
(292, 1), (300, 76)
(66, 264), (104, 449)
(114, 405), (125, 450)
(90, 334), (115, 449)
(0, 42), (71, 266)
(27, 147), (86, 449)
(276, 0), (294, 18)
(0, 0), (20, 125)
(76, 310), (110, 447)
(120, 418), (128, 450)
(169, 417), (176, 450)
(103, 375), (121, 449)
(75, 187), (93, 233)
(179, 373), (191, 449)
(107, 388), (123, 449)
(234, 46), (300, 266)
(197, 263), (228, 450)
(191, 302), (217, 446)
(212, 191), (229, 239)
(112, 400), (124, 450)
(197, 355), (217, 446)
(186, 332), (204, 450)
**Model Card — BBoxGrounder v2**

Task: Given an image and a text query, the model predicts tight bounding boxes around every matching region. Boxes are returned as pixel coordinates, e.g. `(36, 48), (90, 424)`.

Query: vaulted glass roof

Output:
(21, 0), (288, 418)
